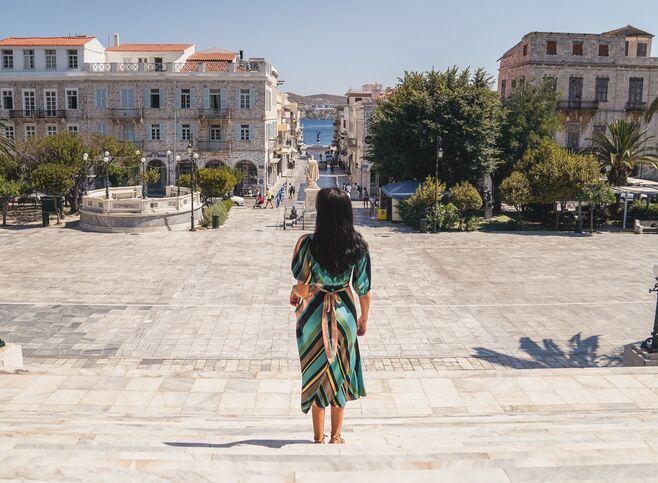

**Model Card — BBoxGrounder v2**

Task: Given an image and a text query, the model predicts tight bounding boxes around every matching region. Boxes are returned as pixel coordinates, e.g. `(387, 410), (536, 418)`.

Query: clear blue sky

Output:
(5, 0), (658, 95)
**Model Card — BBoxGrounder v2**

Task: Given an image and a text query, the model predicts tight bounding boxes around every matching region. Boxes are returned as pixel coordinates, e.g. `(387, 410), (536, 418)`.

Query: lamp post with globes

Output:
(187, 142), (199, 231)
(166, 150), (172, 188)
(103, 151), (111, 200)
(175, 155), (181, 196)
(82, 153), (89, 195)
(640, 265), (658, 353)
(141, 157), (147, 199)
(433, 136), (444, 233)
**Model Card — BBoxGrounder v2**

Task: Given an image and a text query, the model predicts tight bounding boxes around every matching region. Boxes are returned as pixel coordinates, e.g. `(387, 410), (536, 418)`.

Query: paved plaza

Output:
(2, 177), (658, 481)
(0, 201), (655, 370)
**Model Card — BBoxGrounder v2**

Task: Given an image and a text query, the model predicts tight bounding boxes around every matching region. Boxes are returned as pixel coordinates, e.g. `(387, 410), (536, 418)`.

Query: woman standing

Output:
(290, 187), (371, 444)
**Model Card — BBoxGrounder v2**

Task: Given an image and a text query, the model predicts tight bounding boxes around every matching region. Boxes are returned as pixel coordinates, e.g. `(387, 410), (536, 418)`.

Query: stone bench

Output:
(634, 219), (658, 234)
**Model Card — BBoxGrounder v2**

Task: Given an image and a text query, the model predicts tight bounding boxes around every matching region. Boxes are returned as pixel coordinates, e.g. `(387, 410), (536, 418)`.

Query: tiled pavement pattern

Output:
(0, 183), (656, 369)
(2, 366), (658, 481)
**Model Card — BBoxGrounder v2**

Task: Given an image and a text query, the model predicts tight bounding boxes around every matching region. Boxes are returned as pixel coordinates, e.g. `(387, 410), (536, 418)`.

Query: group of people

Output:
(253, 189), (275, 209)
(341, 182), (378, 216)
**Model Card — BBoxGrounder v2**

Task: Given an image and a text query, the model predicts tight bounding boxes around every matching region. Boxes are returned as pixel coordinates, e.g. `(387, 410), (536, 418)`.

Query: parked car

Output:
(619, 192), (649, 203)
(230, 195), (245, 206)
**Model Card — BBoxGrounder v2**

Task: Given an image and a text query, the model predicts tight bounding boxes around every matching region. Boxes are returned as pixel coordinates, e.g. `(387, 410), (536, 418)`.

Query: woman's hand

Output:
(289, 287), (300, 307)
(357, 314), (367, 336)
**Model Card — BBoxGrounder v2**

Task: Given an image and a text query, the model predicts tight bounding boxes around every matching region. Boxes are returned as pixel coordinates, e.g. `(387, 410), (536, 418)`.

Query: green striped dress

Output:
(291, 234), (370, 413)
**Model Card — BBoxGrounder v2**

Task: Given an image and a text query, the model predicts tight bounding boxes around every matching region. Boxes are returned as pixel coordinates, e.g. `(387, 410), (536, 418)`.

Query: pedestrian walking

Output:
(290, 187), (370, 444)
(363, 188), (369, 208)
(289, 184), (294, 200)
(346, 184), (352, 199)
(265, 189), (274, 208)
(357, 186), (362, 199)
(369, 195), (376, 217)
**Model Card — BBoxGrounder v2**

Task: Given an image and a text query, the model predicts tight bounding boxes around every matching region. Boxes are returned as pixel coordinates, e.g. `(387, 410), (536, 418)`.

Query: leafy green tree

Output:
(449, 181), (482, 229)
(499, 171), (532, 223)
(18, 132), (140, 213)
(399, 176), (446, 230)
(367, 67), (501, 186)
(196, 167), (240, 202)
(582, 179), (615, 233)
(518, 140), (600, 230)
(0, 175), (20, 226)
(32, 163), (74, 224)
(496, 82), (560, 209)
(588, 120), (657, 186)
(0, 123), (17, 179)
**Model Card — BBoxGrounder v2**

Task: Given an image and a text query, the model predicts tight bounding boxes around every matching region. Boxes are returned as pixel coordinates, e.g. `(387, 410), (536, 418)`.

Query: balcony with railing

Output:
(84, 60), (260, 75)
(199, 107), (231, 119)
(196, 140), (230, 152)
(625, 101), (647, 112)
(557, 99), (599, 111)
(110, 108), (143, 119)
(9, 109), (66, 119)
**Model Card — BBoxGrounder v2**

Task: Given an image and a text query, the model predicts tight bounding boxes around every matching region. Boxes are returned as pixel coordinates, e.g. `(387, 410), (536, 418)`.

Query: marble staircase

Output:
(2, 366), (658, 481)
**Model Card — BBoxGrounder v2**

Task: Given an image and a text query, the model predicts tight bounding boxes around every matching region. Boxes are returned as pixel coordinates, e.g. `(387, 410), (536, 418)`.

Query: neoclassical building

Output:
(498, 25), (658, 156)
(0, 34), (283, 195)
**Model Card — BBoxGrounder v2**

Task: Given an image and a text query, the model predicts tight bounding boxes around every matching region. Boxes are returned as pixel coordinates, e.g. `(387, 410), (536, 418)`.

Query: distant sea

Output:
(301, 119), (333, 146)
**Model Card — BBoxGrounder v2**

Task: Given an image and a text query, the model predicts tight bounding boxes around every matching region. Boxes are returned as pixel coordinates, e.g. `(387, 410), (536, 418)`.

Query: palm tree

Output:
(0, 121), (14, 164)
(646, 97), (658, 124)
(588, 119), (657, 186)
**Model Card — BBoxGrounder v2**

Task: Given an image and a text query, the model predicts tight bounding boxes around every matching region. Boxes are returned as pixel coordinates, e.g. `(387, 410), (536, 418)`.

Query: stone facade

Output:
(0, 37), (281, 194)
(498, 25), (658, 170)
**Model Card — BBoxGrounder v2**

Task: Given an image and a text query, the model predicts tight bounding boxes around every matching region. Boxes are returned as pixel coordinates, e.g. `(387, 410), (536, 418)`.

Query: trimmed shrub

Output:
(630, 201), (658, 220)
(202, 201), (229, 227)
(464, 215), (481, 231)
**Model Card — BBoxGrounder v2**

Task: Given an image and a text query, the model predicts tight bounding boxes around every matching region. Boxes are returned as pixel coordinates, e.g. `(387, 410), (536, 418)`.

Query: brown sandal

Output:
(329, 433), (345, 444)
(314, 434), (326, 444)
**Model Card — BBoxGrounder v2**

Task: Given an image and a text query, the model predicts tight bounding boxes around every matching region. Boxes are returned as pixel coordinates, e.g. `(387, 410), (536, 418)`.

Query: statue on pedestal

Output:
(305, 159), (321, 211)
(306, 159), (320, 189)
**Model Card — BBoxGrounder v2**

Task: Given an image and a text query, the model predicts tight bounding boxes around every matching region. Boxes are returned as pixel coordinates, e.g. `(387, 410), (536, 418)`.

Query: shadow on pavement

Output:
(472, 332), (623, 368)
(165, 439), (310, 449)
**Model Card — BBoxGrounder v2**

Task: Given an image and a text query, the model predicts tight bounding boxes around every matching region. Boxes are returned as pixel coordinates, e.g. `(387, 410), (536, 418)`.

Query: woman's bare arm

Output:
(357, 292), (370, 336)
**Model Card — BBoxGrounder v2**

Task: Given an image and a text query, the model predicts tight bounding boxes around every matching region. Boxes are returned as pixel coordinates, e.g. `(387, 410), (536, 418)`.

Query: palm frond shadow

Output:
(473, 332), (622, 368)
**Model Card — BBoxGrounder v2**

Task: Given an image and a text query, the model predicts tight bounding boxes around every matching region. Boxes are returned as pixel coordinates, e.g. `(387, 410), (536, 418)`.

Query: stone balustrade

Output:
(80, 186), (202, 232)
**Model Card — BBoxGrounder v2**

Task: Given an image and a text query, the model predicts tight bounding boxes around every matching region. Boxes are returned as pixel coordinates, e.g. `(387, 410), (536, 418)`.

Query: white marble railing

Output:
(82, 186), (200, 214)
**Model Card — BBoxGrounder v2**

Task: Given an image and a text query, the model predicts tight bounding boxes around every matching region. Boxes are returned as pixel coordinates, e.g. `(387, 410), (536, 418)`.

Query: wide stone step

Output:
(2, 366), (658, 480)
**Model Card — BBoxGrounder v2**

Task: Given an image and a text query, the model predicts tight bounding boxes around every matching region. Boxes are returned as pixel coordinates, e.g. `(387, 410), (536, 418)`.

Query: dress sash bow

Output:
(309, 285), (348, 363)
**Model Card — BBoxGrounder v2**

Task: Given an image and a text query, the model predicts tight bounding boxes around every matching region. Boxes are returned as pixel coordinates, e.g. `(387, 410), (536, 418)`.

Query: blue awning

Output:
(381, 180), (421, 199)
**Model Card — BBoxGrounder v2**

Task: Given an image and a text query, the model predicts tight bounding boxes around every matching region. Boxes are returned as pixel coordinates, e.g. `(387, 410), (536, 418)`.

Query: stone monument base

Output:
(305, 187), (320, 211)
(0, 343), (23, 371)
(623, 342), (658, 367)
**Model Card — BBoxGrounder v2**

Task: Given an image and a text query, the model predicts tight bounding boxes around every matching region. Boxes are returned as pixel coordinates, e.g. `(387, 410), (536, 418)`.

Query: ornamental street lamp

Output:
(187, 142), (199, 231)
(103, 151), (111, 200)
(175, 155), (181, 196)
(141, 157), (147, 199)
(82, 153), (89, 195)
(434, 136), (444, 233)
(640, 265), (658, 353)
(166, 150), (172, 188)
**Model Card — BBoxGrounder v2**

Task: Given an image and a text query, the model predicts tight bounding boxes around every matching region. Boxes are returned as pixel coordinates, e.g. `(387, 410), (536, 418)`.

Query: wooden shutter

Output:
(190, 88), (196, 108)
(235, 88), (241, 108)
(146, 124), (151, 141)
(176, 123), (182, 141)
(249, 125), (254, 141)
(220, 88), (227, 108)
(203, 88), (210, 108)
(159, 88), (165, 106)
(175, 88), (181, 109)
(144, 88), (151, 108)
(249, 88), (255, 109)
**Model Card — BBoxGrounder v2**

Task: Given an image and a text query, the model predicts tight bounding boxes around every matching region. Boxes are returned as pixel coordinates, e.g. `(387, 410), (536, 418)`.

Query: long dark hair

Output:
(310, 187), (368, 277)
